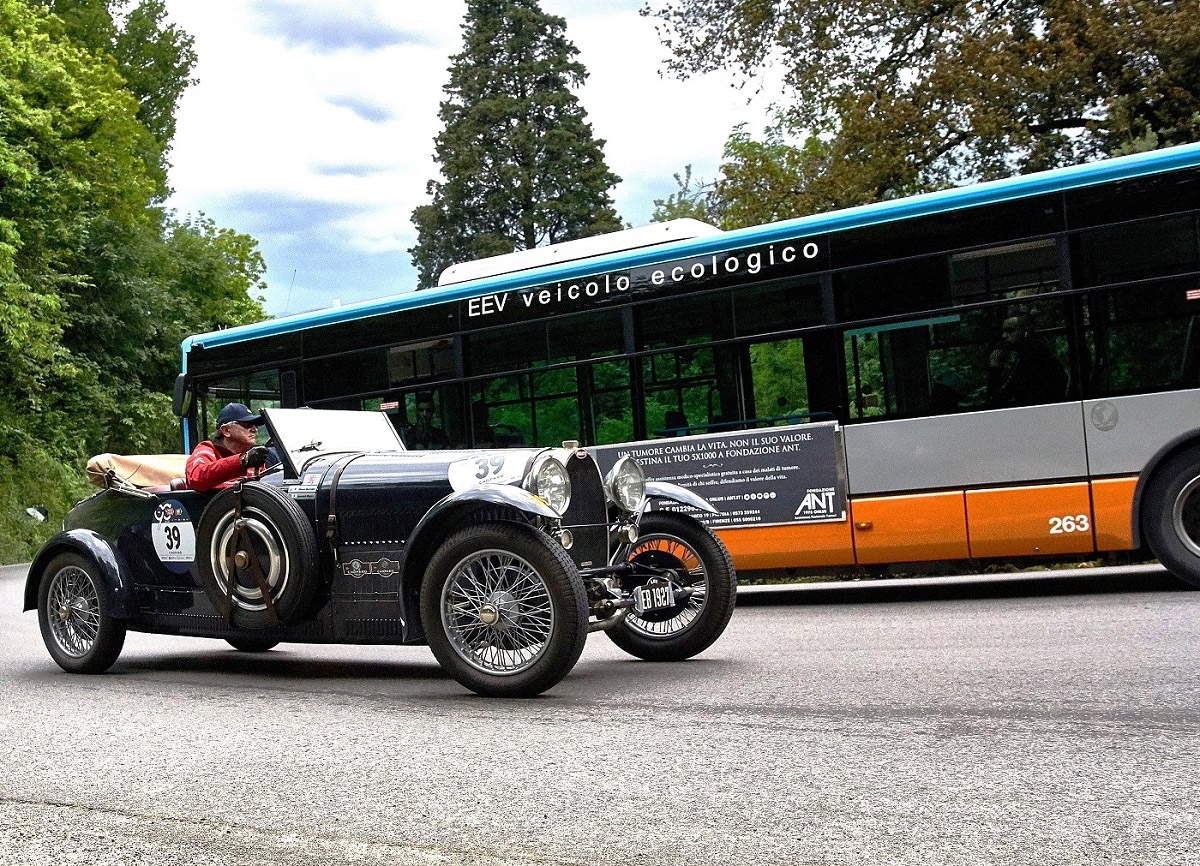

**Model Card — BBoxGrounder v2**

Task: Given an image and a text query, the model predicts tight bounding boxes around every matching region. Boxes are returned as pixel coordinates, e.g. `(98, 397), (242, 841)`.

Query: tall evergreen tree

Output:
(410, 0), (622, 287)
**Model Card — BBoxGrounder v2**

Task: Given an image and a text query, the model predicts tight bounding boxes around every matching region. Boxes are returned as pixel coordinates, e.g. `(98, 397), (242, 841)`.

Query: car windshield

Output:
(261, 408), (405, 474)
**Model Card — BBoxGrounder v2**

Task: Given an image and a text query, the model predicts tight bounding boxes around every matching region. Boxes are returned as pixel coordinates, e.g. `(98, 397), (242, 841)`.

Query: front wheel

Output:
(420, 522), (588, 697)
(1143, 447), (1200, 588)
(37, 552), (126, 674)
(607, 512), (737, 661)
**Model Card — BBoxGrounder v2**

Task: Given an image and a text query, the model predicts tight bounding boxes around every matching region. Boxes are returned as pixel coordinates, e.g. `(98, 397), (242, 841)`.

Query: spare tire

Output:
(196, 482), (320, 629)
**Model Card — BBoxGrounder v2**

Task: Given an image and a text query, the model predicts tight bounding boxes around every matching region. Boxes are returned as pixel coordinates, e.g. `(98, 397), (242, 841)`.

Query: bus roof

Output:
(183, 141), (1200, 362)
(436, 218), (723, 286)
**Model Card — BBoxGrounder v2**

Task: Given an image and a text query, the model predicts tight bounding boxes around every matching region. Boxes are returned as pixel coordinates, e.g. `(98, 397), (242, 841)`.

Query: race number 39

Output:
(152, 499), (196, 566)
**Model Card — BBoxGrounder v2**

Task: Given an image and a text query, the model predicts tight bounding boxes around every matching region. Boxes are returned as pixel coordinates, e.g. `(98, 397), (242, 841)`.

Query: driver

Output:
(185, 402), (271, 492)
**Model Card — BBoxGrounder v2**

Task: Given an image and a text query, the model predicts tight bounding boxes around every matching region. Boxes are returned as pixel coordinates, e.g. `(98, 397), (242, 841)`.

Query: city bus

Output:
(174, 142), (1200, 587)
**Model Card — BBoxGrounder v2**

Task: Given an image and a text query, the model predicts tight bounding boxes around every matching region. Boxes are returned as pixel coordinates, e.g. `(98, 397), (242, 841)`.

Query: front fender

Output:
(25, 530), (135, 617)
(398, 484), (562, 622)
(645, 480), (718, 514)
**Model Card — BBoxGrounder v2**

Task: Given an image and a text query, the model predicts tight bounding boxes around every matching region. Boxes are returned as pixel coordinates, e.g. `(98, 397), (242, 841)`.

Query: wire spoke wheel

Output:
(46, 565), (101, 658)
(624, 536), (708, 638)
(422, 523), (587, 697)
(36, 552), (126, 674)
(442, 550), (555, 675)
(607, 513), (737, 662)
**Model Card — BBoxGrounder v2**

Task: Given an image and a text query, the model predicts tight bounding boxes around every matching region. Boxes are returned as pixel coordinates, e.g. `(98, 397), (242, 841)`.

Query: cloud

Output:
(326, 95), (394, 124)
(249, 1), (430, 52)
(163, 0), (785, 317)
(311, 160), (390, 179)
(199, 190), (417, 314)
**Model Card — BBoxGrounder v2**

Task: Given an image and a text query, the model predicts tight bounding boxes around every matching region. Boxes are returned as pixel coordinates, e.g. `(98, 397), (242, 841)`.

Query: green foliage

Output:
(410, 0), (622, 287)
(0, 441), (92, 564)
(646, 0), (1200, 224)
(38, 0), (198, 197)
(0, 0), (265, 562)
(650, 164), (715, 224)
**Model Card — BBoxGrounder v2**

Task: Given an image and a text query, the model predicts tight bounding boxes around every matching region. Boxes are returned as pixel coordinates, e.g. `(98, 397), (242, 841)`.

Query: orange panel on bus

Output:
(966, 482), (1094, 559)
(716, 521), (855, 570)
(1090, 476), (1138, 551)
(850, 491), (969, 565)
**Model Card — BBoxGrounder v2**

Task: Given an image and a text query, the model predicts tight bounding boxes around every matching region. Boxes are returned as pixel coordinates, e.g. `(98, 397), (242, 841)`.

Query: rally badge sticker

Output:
(152, 499), (196, 573)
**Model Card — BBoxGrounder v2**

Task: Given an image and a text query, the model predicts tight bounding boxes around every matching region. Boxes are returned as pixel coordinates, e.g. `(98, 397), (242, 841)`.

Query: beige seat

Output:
(87, 453), (189, 490)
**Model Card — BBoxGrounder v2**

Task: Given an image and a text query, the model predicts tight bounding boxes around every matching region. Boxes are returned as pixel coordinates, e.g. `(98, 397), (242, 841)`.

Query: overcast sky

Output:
(159, 0), (783, 317)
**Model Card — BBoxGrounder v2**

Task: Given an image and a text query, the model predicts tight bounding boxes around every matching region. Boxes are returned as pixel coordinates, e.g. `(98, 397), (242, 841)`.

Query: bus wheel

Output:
(608, 513), (737, 662)
(1143, 447), (1200, 589)
(420, 523), (588, 697)
(196, 483), (320, 629)
(226, 637), (280, 653)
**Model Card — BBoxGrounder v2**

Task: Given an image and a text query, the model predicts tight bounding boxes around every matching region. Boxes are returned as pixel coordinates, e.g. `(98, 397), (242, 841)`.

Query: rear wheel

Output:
(37, 552), (126, 674)
(421, 522), (587, 697)
(607, 513), (737, 661)
(1143, 447), (1200, 588)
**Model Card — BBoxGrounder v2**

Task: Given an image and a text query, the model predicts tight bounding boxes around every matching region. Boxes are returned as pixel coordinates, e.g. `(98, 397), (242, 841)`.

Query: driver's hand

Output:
(241, 445), (270, 469)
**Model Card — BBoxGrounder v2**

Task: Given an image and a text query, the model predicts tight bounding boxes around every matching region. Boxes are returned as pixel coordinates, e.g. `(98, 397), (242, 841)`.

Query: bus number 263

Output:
(1049, 515), (1090, 534)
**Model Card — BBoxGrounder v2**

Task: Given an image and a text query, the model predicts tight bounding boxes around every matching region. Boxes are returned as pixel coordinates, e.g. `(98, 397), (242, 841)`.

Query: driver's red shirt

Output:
(185, 440), (260, 492)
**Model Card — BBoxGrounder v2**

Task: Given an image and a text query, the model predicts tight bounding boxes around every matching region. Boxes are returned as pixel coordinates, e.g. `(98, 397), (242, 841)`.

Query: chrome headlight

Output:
(526, 455), (571, 515)
(605, 456), (645, 512)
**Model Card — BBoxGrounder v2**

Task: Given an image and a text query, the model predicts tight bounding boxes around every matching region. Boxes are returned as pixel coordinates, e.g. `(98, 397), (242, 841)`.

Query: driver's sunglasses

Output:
(225, 420), (258, 430)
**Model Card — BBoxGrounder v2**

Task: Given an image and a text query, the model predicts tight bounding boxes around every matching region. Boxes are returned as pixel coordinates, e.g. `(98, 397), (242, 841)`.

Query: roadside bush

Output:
(0, 443), (92, 564)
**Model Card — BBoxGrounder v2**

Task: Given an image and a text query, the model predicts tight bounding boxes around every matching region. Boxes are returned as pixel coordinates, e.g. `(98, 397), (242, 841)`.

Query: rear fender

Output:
(25, 530), (135, 617)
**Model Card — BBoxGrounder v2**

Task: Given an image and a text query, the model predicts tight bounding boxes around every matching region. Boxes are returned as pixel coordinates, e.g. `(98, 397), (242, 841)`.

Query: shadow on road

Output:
(110, 649), (447, 681)
(736, 565), (1193, 607)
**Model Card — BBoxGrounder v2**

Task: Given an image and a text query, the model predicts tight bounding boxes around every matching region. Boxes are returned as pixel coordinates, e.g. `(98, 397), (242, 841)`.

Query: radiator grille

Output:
(562, 451), (609, 568)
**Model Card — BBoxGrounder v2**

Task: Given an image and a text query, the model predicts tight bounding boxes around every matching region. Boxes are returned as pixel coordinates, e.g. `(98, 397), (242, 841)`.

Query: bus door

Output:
(841, 301), (1094, 565)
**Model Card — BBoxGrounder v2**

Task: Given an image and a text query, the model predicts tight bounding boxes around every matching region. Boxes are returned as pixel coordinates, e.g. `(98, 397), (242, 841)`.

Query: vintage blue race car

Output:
(24, 409), (737, 697)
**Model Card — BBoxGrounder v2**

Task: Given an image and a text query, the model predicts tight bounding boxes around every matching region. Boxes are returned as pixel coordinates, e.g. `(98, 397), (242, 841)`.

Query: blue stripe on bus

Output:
(181, 140), (1200, 367)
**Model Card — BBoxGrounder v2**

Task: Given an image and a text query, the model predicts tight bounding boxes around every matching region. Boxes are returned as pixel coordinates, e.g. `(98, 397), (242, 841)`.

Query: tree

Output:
(0, 0), (157, 416)
(645, 0), (1200, 224)
(38, 0), (198, 197)
(410, 0), (622, 287)
(0, 0), (266, 563)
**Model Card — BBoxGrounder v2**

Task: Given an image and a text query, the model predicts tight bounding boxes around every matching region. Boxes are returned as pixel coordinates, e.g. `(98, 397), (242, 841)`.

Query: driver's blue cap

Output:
(216, 403), (263, 427)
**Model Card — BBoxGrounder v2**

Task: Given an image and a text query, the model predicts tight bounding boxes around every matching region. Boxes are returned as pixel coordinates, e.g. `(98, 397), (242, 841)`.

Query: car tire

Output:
(37, 552), (126, 674)
(196, 482), (320, 629)
(420, 522), (588, 697)
(225, 637), (280, 653)
(607, 512), (737, 662)
(1143, 446), (1200, 589)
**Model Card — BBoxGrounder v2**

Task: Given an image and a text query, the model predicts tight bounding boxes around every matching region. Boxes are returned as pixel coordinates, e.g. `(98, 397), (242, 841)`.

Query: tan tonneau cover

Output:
(87, 453), (188, 488)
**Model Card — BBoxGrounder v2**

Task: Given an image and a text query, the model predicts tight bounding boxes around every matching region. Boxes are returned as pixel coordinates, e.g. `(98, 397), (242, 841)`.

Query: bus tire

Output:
(226, 637), (280, 653)
(1143, 447), (1200, 589)
(196, 483), (320, 629)
(608, 513), (737, 662)
(420, 522), (588, 697)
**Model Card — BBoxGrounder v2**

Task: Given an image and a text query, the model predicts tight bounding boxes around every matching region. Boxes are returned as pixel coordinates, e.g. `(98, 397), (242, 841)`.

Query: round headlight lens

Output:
(530, 456), (571, 515)
(606, 456), (645, 512)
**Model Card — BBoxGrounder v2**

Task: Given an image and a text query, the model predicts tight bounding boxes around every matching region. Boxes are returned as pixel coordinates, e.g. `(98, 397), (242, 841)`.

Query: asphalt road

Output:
(2, 563), (1198, 865)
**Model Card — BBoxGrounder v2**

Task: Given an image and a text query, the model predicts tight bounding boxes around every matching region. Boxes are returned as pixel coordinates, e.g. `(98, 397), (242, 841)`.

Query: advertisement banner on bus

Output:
(593, 422), (847, 529)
